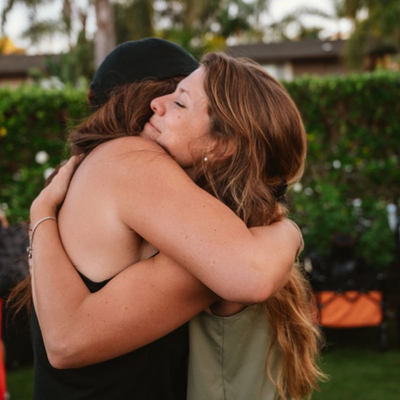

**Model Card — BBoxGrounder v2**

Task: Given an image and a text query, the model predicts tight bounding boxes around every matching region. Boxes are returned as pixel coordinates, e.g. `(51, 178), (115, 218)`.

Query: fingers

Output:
(45, 155), (83, 187)
(60, 155), (81, 174)
(60, 155), (82, 167)
(54, 156), (82, 184)
(51, 157), (79, 195)
(282, 218), (304, 258)
(31, 155), (83, 216)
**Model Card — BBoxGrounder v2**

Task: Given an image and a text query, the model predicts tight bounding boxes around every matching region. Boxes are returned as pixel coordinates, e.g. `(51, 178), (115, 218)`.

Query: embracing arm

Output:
(32, 138), (301, 304)
(30, 157), (217, 368)
(110, 137), (300, 303)
(30, 143), (299, 368)
(31, 225), (217, 368)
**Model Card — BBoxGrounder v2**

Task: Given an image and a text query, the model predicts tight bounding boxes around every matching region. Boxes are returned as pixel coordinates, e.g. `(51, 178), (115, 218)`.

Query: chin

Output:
(140, 125), (157, 142)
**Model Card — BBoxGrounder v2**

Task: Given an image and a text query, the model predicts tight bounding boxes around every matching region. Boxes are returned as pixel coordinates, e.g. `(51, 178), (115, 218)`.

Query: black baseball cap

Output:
(90, 38), (199, 109)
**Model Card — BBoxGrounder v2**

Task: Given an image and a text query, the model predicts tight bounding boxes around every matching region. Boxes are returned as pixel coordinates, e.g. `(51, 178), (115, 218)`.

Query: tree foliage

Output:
(1, 0), (272, 65)
(3, 0), (400, 80)
(114, 0), (154, 43)
(1, 0), (76, 46)
(153, 0), (270, 57)
(1, 0), (109, 82)
(271, 0), (400, 69)
(341, 0), (400, 68)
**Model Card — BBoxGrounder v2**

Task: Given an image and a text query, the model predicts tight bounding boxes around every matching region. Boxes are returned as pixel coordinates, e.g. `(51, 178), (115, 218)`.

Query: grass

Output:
(312, 325), (400, 400)
(313, 346), (400, 400)
(6, 365), (33, 400)
(6, 328), (400, 400)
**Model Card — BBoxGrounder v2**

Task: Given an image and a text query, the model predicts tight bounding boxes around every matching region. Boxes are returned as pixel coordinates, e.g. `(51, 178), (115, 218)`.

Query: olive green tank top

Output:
(187, 304), (281, 400)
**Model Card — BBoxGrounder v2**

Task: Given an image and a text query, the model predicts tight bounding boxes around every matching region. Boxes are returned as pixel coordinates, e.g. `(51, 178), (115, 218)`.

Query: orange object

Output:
(315, 291), (383, 328)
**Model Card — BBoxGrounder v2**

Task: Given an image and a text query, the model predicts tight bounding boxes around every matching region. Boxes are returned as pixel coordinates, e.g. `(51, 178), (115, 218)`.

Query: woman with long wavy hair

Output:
(27, 44), (324, 400)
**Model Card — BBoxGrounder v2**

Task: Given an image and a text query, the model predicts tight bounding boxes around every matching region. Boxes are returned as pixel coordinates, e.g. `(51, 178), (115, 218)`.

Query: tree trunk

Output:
(94, 0), (116, 68)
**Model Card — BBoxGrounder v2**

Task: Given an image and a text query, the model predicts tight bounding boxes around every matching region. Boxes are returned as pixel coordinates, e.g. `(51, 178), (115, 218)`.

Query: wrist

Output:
(27, 216), (57, 260)
(30, 198), (57, 225)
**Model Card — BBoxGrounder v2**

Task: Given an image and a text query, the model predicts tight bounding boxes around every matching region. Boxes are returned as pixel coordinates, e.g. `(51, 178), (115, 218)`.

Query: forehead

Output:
(178, 67), (207, 105)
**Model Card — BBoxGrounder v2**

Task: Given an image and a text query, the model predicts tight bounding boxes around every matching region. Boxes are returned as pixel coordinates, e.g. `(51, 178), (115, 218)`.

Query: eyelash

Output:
(174, 101), (185, 109)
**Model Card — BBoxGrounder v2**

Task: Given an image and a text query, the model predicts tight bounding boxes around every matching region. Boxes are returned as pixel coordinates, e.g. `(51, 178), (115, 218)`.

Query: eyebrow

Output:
(178, 86), (191, 97)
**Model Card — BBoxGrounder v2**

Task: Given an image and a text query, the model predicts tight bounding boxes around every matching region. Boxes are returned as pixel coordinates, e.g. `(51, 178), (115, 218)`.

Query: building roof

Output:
(0, 54), (59, 76)
(0, 40), (346, 77)
(227, 39), (346, 63)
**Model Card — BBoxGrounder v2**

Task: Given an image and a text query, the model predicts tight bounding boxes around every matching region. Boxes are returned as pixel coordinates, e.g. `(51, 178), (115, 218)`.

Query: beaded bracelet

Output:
(27, 216), (57, 258)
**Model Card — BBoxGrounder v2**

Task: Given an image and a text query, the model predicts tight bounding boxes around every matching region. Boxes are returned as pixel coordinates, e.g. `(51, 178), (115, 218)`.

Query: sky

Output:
(2, 0), (352, 54)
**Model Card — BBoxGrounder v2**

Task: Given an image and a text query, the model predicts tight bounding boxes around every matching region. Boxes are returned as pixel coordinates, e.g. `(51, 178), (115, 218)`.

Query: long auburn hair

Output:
(10, 54), (325, 399)
(197, 52), (326, 400)
(8, 77), (182, 316)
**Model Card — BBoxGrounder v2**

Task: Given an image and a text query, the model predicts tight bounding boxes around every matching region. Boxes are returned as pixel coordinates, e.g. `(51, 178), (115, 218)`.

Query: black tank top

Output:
(31, 271), (189, 400)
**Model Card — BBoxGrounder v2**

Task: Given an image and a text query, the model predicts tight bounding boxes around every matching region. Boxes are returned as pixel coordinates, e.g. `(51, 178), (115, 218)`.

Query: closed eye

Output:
(174, 101), (185, 109)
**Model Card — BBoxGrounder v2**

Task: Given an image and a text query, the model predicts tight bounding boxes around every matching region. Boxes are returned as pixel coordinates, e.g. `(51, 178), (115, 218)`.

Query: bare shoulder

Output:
(78, 136), (189, 198)
(83, 137), (178, 175)
(90, 136), (167, 161)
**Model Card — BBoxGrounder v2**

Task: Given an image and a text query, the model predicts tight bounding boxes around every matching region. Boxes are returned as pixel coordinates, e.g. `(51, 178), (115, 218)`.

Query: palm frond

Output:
(285, 6), (333, 20)
(21, 19), (67, 44)
(1, 0), (59, 33)
(1, 0), (17, 33)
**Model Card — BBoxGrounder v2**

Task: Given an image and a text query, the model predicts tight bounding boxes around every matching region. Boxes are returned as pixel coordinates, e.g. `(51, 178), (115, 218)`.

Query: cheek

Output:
(161, 130), (187, 157)
(165, 118), (187, 142)
(140, 125), (157, 142)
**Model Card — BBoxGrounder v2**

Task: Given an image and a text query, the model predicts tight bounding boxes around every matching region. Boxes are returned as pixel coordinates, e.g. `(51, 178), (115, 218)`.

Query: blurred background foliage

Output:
(0, 0), (270, 82)
(286, 71), (400, 267)
(0, 71), (399, 268)
(0, 85), (89, 221)
(2, 0), (400, 84)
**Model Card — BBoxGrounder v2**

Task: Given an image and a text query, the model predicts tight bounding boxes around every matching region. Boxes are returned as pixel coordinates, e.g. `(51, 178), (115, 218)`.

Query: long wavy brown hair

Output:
(8, 77), (182, 316)
(197, 52), (326, 400)
(10, 54), (325, 399)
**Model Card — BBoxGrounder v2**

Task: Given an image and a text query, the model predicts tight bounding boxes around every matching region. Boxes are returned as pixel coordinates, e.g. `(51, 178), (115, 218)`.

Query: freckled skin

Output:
(141, 68), (214, 178)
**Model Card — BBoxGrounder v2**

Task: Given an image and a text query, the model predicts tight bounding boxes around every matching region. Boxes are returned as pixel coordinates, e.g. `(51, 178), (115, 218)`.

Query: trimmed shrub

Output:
(0, 85), (90, 222)
(285, 71), (400, 268)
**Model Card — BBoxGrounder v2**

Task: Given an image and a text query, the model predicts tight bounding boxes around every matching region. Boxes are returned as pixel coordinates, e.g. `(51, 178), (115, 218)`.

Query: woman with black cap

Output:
(88, 38), (201, 110)
(26, 39), (319, 400)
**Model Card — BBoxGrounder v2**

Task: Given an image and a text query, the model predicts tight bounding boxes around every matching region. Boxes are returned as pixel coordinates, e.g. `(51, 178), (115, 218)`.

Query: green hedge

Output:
(0, 85), (90, 221)
(1, 71), (399, 268)
(285, 71), (400, 267)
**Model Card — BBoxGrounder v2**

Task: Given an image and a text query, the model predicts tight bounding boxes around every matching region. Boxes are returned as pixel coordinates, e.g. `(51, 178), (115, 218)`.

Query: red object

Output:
(0, 298), (6, 400)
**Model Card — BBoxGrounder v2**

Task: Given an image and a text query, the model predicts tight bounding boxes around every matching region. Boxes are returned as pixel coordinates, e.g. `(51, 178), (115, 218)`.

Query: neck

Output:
(184, 167), (197, 181)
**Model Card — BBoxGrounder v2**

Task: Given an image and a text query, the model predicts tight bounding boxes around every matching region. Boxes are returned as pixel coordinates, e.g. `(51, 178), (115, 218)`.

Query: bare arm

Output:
(86, 137), (300, 303)
(32, 138), (301, 303)
(30, 141), (300, 368)
(31, 225), (217, 369)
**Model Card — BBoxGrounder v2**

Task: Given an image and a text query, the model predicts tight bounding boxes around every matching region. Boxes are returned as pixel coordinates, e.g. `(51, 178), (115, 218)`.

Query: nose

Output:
(150, 95), (166, 115)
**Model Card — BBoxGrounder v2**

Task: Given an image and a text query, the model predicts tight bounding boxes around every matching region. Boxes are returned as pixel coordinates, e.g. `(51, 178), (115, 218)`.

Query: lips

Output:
(148, 119), (161, 134)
